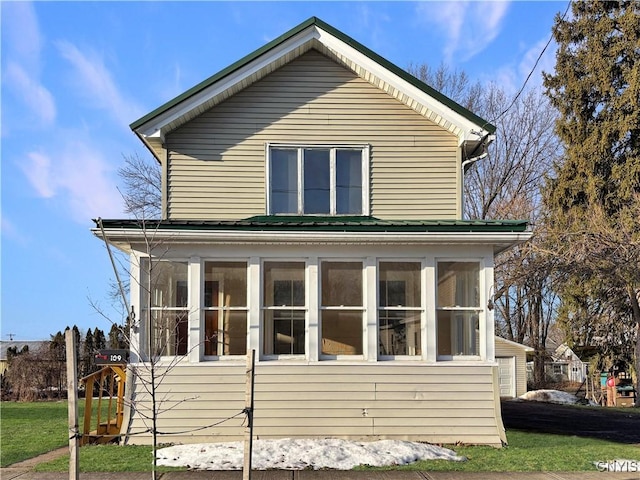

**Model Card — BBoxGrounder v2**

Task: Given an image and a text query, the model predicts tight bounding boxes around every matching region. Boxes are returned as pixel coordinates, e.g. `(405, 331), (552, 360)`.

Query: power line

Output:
(489, 0), (572, 125)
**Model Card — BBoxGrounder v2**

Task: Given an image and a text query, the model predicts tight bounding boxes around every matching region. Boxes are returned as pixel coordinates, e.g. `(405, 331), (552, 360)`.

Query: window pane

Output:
(321, 262), (362, 306)
(336, 149), (362, 214)
(142, 260), (188, 308)
(303, 149), (330, 214)
(379, 262), (421, 307)
(150, 310), (188, 356)
(321, 310), (362, 355)
(204, 262), (247, 307)
(264, 262), (305, 306)
(271, 148), (298, 214)
(378, 311), (421, 356)
(437, 262), (480, 308)
(263, 262), (306, 356)
(437, 310), (479, 356)
(264, 310), (305, 355)
(203, 262), (248, 356)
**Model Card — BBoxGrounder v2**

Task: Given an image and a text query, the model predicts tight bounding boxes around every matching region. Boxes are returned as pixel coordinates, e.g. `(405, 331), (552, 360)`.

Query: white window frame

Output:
(265, 143), (370, 216)
(377, 259), (424, 360)
(435, 259), (483, 361)
(201, 260), (249, 360)
(139, 257), (190, 360)
(261, 259), (308, 360)
(319, 259), (366, 361)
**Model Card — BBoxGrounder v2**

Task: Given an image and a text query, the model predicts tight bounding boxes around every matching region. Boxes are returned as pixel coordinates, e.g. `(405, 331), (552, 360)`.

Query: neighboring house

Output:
(550, 343), (589, 383)
(94, 17), (530, 447)
(495, 337), (533, 398)
(0, 341), (49, 377)
(526, 343), (589, 384)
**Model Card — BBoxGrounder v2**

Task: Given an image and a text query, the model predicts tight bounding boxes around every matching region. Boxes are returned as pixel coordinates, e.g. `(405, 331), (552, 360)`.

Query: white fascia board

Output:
(495, 336), (535, 352)
(94, 228), (532, 250)
(315, 29), (489, 145)
(135, 26), (320, 138)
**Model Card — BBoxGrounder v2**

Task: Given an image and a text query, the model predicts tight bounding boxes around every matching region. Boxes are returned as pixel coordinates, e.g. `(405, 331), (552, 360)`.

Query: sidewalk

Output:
(2, 470), (639, 480)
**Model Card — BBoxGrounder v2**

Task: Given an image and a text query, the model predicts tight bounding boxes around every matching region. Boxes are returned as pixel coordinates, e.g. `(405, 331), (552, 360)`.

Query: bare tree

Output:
(118, 153), (162, 219)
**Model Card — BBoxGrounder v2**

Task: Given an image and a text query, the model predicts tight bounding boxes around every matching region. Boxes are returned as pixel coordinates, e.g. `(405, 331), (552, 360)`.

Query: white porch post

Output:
(188, 256), (201, 363)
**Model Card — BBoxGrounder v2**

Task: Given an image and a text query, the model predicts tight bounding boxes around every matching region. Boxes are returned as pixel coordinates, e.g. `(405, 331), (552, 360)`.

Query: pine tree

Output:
(82, 328), (95, 377)
(542, 0), (640, 403)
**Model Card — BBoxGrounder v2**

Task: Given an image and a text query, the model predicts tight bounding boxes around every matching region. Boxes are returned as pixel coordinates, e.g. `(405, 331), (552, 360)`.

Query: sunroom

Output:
(97, 218), (529, 365)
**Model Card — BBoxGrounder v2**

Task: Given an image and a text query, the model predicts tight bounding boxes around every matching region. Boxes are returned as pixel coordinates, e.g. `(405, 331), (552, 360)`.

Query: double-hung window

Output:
(320, 261), (364, 357)
(263, 262), (306, 356)
(436, 261), (481, 358)
(268, 145), (369, 215)
(141, 259), (188, 357)
(203, 261), (248, 356)
(378, 262), (422, 357)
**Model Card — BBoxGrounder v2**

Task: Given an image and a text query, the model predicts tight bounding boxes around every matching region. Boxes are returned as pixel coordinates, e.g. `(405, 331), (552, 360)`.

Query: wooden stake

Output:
(65, 330), (79, 480)
(243, 349), (255, 480)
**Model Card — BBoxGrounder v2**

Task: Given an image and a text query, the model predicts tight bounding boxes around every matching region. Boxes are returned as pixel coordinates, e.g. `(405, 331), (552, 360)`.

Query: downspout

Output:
(461, 134), (494, 219)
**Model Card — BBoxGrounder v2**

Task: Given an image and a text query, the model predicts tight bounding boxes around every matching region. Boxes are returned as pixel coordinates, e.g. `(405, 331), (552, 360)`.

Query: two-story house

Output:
(94, 17), (530, 447)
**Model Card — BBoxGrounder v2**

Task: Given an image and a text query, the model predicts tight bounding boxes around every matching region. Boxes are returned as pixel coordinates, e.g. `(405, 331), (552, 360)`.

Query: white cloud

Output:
(22, 152), (56, 198)
(56, 40), (143, 126)
(4, 63), (57, 125)
(21, 141), (124, 223)
(519, 36), (557, 88)
(2, 2), (42, 72)
(416, 1), (510, 63)
(0, 215), (31, 247)
(2, 2), (56, 127)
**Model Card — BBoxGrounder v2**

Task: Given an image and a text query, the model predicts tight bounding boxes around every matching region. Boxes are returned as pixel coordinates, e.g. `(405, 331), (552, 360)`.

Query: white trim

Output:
(315, 28), (487, 144)
(134, 23), (488, 145)
(95, 228), (532, 253)
(266, 143), (370, 216)
(136, 28), (319, 137)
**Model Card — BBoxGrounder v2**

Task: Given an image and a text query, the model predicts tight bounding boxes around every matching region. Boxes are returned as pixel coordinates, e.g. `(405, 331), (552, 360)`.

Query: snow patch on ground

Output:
(520, 389), (596, 405)
(157, 438), (466, 470)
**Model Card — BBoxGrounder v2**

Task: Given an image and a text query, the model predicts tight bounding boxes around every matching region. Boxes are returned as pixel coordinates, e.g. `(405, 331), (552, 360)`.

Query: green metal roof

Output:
(130, 17), (495, 134)
(96, 216), (528, 233)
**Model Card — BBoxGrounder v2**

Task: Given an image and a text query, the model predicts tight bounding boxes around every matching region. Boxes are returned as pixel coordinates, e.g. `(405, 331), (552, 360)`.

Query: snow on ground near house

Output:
(157, 438), (466, 470)
(519, 389), (597, 405)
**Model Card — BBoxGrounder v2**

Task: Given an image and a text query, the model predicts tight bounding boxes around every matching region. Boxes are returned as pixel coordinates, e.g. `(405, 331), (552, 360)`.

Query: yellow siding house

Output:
(94, 17), (531, 447)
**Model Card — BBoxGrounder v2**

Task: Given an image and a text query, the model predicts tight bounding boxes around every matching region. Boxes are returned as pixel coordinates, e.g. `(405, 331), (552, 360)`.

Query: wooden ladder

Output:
(80, 365), (126, 445)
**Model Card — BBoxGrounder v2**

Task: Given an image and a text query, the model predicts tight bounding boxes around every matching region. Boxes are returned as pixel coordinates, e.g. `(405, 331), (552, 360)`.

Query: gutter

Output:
(461, 133), (495, 218)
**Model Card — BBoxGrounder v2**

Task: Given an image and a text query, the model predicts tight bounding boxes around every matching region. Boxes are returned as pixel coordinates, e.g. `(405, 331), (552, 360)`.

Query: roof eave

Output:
(130, 17), (495, 141)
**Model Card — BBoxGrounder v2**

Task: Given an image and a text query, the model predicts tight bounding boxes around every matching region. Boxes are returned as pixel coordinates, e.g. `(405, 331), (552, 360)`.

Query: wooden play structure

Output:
(80, 365), (126, 445)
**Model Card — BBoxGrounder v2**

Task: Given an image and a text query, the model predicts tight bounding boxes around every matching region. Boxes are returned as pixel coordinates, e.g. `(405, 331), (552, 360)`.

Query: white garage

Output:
(495, 337), (533, 398)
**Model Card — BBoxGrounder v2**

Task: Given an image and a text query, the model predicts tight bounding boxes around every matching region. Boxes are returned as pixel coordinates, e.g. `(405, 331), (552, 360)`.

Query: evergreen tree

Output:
(94, 328), (107, 351)
(82, 328), (95, 377)
(542, 0), (640, 402)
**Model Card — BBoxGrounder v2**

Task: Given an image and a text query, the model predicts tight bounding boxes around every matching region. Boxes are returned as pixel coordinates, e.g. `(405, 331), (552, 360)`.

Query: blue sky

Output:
(1, 1), (566, 341)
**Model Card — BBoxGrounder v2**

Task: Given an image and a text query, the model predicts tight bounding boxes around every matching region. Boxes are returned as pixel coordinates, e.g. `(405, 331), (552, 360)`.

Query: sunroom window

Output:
(436, 261), (481, 358)
(378, 262), (422, 357)
(263, 262), (305, 356)
(268, 145), (368, 215)
(203, 261), (248, 356)
(141, 259), (188, 357)
(321, 261), (364, 357)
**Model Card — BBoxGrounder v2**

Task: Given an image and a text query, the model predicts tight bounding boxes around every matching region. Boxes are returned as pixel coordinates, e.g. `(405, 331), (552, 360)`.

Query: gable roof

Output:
(131, 17), (495, 158)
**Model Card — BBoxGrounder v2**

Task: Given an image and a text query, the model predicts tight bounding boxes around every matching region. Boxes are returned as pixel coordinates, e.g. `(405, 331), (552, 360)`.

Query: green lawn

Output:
(0, 401), (70, 467)
(2, 400), (639, 472)
(0, 399), (120, 467)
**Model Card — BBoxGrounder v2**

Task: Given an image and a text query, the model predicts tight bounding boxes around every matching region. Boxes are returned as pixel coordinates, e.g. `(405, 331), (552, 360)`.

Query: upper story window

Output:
(267, 145), (369, 215)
